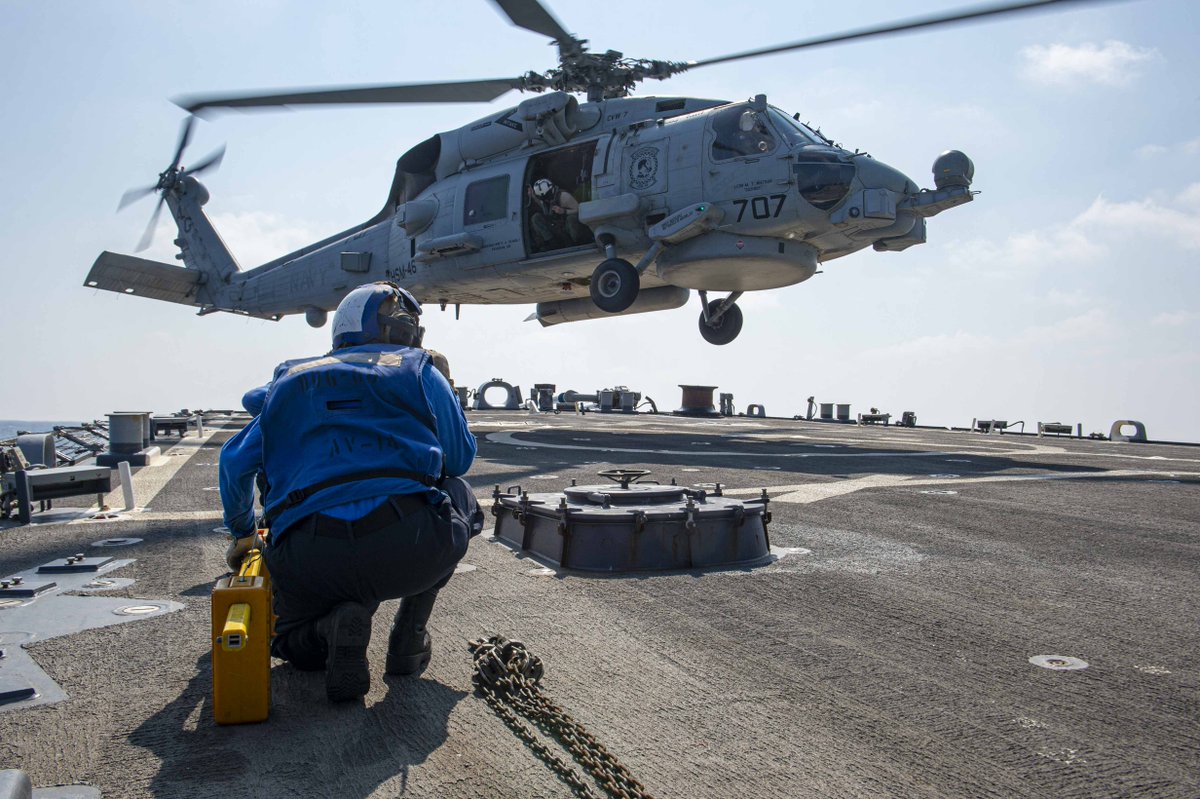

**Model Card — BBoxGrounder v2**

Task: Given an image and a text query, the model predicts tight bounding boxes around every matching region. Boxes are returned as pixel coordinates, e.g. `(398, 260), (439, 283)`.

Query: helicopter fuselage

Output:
(87, 92), (973, 341)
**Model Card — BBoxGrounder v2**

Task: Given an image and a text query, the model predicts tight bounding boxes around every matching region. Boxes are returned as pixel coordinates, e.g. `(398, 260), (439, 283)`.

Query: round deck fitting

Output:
(113, 604), (162, 616)
(92, 537), (143, 548)
(492, 471), (771, 572)
(1029, 655), (1089, 671)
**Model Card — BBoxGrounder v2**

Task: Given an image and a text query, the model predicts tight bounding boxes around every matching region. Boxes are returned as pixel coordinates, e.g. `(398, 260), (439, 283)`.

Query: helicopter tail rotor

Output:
(118, 115), (225, 252)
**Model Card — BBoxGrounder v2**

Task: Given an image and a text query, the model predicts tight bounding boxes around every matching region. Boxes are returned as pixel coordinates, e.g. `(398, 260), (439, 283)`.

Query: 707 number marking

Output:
(733, 194), (787, 222)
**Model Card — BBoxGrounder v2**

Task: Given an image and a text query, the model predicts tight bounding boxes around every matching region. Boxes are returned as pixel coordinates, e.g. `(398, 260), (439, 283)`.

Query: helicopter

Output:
(85, 0), (1106, 345)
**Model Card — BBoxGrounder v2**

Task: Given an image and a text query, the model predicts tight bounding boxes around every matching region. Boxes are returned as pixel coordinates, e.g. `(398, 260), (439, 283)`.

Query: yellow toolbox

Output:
(211, 546), (272, 725)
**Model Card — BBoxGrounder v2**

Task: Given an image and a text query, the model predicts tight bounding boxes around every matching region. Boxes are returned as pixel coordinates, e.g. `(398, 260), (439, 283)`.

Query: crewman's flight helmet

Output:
(331, 282), (424, 349)
(532, 178), (556, 200)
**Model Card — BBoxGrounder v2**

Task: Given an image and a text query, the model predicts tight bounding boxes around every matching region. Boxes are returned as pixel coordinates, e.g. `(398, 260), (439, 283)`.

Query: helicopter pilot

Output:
(712, 108), (777, 161)
(529, 177), (591, 252)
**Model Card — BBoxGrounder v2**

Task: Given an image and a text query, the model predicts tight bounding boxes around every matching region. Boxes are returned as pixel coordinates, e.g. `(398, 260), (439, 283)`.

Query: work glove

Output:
(425, 349), (452, 383)
(225, 532), (265, 572)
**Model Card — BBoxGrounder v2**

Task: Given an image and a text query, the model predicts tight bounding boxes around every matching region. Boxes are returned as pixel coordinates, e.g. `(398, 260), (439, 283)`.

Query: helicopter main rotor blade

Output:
(177, 78), (526, 115)
(489, 0), (574, 45)
(685, 0), (1124, 72)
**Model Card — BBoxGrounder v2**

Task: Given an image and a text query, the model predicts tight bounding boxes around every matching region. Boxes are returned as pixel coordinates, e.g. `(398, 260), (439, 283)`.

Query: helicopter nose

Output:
(854, 156), (917, 195)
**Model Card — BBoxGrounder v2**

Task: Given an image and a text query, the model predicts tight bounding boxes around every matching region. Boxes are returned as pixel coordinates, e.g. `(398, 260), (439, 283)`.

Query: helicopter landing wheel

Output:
(589, 258), (639, 313)
(699, 300), (743, 345)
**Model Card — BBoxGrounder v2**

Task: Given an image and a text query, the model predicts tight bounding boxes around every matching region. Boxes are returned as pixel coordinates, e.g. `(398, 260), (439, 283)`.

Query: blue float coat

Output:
(218, 345), (475, 540)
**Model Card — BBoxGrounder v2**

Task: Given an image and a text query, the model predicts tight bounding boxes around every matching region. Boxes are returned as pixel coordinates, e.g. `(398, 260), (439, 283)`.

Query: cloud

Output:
(1151, 310), (1197, 327)
(949, 187), (1200, 275)
(209, 211), (319, 267)
(1135, 138), (1200, 160)
(946, 223), (1103, 274)
(1019, 41), (1157, 88)
(861, 309), (1112, 361)
(1178, 183), (1200, 208)
(1074, 195), (1200, 250)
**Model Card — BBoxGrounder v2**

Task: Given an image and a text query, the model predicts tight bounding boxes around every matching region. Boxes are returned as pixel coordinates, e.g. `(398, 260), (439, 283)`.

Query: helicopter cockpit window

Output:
(768, 108), (824, 146)
(711, 105), (777, 161)
(463, 175), (509, 226)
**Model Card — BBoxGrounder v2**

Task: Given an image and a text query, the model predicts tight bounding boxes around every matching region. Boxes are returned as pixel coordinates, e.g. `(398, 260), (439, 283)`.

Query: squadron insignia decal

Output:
(628, 146), (660, 191)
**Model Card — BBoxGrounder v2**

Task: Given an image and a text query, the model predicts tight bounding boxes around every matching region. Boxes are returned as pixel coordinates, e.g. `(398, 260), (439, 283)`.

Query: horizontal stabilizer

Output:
(84, 251), (203, 306)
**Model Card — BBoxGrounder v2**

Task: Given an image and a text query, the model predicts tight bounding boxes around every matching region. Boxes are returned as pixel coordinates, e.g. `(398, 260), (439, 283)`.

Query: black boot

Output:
(271, 621), (327, 672)
(385, 589), (438, 676)
(316, 602), (372, 702)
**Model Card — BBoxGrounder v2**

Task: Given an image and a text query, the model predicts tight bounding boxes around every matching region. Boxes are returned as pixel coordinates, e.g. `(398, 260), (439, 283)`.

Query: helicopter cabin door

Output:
(451, 166), (524, 285)
(523, 140), (598, 258)
(703, 103), (784, 214)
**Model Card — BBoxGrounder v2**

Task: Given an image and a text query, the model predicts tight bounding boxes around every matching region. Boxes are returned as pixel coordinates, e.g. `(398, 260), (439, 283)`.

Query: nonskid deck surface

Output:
(1, 412), (1197, 798)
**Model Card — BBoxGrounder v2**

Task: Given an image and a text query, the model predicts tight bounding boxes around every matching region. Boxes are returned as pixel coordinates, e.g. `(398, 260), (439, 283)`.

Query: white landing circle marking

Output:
(527, 567), (556, 577)
(529, 475), (560, 480)
(1029, 655), (1089, 671)
(202, 486), (221, 492)
(929, 473), (960, 479)
(454, 563), (477, 574)
(920, 489), (958, 495)
(1134, 664), (1171, 675)
(945, 459), (972, 463)
(770, 546), (812, 558)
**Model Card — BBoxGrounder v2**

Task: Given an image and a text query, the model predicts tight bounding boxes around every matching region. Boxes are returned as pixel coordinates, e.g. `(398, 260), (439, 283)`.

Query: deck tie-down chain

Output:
(469, 635), (654, 799)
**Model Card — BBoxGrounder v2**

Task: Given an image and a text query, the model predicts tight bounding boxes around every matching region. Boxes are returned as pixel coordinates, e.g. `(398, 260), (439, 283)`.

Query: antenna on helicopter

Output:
(117, 115), (225, 252)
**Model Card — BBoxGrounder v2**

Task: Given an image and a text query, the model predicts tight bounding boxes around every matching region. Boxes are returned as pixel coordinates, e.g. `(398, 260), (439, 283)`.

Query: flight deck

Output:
(1, 411), (1197, 798)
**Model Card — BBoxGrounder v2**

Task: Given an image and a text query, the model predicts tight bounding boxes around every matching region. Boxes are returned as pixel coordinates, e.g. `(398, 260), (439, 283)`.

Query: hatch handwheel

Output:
(596, 469), (651, 489)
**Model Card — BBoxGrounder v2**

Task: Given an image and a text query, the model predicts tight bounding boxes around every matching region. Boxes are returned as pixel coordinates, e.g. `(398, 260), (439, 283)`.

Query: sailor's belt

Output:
(304, 493), (432, 540)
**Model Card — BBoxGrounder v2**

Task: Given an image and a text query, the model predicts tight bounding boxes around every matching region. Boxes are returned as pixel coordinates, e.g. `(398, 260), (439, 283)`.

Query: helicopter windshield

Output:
(769, 108), (825, 146)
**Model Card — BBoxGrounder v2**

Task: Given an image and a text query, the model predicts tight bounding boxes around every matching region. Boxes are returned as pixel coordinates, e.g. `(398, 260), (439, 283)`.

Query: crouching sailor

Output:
(218, 281), (483, 702)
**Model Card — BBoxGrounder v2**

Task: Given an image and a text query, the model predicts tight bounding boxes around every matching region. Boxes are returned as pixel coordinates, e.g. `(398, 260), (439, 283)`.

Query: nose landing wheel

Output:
(698, 291), (743, 345)
(589, 258), (639, 313)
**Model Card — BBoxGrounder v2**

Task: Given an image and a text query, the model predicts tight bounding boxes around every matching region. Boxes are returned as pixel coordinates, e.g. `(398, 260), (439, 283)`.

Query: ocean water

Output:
(0, 420), (79, 441)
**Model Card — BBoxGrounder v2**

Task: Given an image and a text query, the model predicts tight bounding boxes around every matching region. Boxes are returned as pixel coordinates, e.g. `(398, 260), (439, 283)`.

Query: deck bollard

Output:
(119, 461), (136, 511)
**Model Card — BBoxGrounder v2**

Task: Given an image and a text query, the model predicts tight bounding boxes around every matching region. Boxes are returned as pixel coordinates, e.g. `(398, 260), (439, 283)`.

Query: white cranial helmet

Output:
(532, 178), (556, 200)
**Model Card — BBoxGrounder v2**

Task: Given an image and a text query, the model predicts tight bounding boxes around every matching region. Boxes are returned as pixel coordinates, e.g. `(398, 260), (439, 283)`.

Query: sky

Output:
(1, 0), (1198, 440)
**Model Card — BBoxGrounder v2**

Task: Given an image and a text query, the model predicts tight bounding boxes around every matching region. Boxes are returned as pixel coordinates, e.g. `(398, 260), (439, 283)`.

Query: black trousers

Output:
(265, 476), (481, 667)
